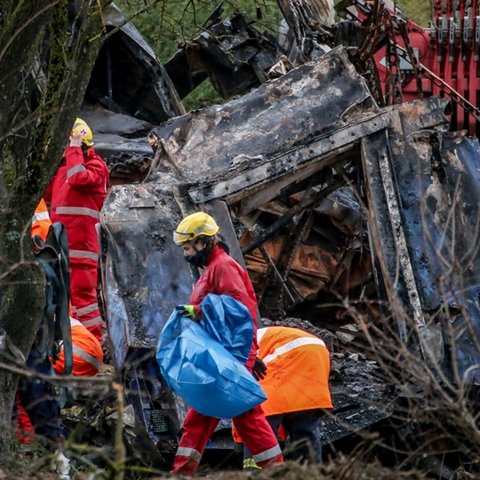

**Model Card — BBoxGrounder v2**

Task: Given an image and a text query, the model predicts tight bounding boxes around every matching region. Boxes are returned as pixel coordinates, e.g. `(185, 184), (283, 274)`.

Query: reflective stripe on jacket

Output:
(31, 198), (51, 241)
(53, 317), (103, 376)
(257, 326), (332, 416)
(44, 146), (109, 267)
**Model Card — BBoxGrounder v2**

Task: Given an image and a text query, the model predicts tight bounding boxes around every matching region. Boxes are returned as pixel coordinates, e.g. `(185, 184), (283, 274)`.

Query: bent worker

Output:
(171, 212), (284, 476)
(44, 118), (109, 341)
(53, 316), (104, 376)
(16, 316), (103, 442)
(238, 326), (332, 467)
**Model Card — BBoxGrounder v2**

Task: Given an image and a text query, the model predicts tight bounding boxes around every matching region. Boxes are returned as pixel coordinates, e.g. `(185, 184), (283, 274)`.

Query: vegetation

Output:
(0, 0), (110, 453)
(399, 0), (431, 25)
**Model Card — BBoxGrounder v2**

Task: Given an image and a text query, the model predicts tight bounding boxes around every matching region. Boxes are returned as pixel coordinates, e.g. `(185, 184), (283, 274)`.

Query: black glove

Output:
(101, 334), (112, 365)
(252, 357), (267, 381)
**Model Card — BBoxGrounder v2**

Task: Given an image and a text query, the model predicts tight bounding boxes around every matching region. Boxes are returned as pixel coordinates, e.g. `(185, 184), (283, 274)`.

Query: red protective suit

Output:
(171, 243), (283, 476)
(190, 244), (258, 369)
(15, 394), (35, 444)
(45, 146), (109, 340)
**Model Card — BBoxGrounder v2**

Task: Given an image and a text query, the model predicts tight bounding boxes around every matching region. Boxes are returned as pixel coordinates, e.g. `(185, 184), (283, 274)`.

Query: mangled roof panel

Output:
(164, 10), (278, 99)
(150, 47), (379, 200)
(86, 3), (184, 125)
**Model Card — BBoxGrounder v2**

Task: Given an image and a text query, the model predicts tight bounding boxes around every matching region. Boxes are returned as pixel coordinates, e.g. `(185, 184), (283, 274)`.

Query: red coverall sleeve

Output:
(43, 177), (53, 205)
(65, 147), (107, 189)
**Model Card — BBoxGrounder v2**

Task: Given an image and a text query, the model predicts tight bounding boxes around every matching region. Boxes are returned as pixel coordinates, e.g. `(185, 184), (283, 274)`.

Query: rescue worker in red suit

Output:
(171, 212), (284, 476)
(44, 118), (109, 341)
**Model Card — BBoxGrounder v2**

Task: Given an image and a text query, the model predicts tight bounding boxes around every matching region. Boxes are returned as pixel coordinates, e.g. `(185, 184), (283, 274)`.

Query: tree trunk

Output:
(0, 0), (111, 453)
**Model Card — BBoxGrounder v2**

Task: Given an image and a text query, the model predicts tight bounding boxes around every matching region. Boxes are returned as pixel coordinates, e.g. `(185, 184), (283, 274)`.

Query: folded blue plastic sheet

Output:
(156, 295), (266, 418)
(200, 294), (253, 363)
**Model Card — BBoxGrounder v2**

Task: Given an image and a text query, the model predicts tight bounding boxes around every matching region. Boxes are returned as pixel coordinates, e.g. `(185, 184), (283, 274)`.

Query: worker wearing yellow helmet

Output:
(173, 211), (220, 265)
(44, 117), (109, 341)
(170, 211), (284, 476)
(70, 117), (94, 148)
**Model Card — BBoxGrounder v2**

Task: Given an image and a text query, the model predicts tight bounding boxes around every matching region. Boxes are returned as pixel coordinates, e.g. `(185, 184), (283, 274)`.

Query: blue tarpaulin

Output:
(156, 294), (266, 418)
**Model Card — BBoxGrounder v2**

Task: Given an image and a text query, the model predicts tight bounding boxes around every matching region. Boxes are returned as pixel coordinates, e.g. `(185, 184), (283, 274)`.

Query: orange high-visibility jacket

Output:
(31, 198), (52, 241)
(257, 326), (332, 416)
(53, 317), (103, 376)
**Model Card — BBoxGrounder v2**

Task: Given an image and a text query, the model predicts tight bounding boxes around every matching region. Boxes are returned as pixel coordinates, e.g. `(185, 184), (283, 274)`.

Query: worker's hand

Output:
(69, 132), (83, 148)
(252, 357), (267, 381)
(176, 304), (198, 321)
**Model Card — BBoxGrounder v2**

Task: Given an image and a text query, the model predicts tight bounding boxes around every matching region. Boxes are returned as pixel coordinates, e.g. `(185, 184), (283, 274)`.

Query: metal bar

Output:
(188, 111), (392, 204)
(258, 245), (297, 304)
(396, 45), (480, 123)
(241, 178), (345, 255)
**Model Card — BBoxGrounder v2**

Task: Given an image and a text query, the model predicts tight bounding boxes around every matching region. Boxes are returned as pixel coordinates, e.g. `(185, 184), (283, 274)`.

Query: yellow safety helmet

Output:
(173, 212), (219, 245)
(71, 117), (94, 147)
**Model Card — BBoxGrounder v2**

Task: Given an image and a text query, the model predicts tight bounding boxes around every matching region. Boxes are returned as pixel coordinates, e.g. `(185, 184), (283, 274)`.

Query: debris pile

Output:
(36, 0), (480, 476)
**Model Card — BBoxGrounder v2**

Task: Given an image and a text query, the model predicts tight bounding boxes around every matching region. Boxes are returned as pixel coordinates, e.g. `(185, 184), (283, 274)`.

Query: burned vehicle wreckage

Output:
(63, 0), (480, 475)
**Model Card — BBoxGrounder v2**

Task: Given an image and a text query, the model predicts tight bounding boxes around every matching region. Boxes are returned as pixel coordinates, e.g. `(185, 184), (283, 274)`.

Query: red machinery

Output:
(337, 0), (480, 135)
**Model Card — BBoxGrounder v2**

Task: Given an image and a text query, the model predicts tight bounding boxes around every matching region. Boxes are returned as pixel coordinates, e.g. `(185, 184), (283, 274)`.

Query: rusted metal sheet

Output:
(240, 186), (371, 314)
(242, 233), (337, 302)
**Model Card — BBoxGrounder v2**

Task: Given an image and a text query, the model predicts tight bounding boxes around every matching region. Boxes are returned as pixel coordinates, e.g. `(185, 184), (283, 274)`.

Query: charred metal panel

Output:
(435, 135), (480, 381)
(188, 111), (390, 207)
(362, 97), (480, 381)
(164, 10), (278, 99)
(101, 181), (192, 369)
(152, 47), (378, 203)
(86, 4), (184, 124)
(361, 126), (417, 343)
(385, 99), (451, 315)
